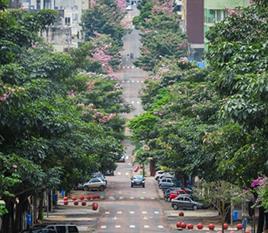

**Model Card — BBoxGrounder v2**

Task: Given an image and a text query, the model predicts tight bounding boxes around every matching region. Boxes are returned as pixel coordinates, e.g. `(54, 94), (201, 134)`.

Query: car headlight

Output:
(142, 181), (145, 183)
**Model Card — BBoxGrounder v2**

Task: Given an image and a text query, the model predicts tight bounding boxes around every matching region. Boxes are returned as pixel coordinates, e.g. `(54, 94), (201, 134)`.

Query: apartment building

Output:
(15, 0), (91, 51)
(181, 0), (250, 61)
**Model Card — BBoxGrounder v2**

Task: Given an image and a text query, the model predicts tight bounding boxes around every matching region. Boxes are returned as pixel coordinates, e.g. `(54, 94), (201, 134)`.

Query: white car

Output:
(126, 5), (132, 10)
(154, 170), (164, 180)
(83, 177), (107, 191)
(158, 173), (174, 183)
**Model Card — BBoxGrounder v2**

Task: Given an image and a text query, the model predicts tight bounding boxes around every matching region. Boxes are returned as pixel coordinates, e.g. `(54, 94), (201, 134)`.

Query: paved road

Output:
(94, 5), (173, 233)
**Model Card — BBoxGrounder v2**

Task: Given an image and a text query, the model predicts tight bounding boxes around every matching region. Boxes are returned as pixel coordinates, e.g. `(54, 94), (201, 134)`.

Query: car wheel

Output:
(142, 184), (145, 188)
(84, 187), (89, 191)
(193, 205), (197, 210)
(131, 184), (133, 188)
(99, 186), (105, 191)
(172, 204), (178, 210)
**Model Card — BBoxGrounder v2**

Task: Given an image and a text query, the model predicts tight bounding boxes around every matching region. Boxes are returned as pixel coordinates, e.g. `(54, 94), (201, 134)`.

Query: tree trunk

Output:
(257, 207), (265, 233)
(14, 194), (30, 233)
(38, 192), (44, 221)
(1, 200), (14, 233)
(264, 212), (268, 232)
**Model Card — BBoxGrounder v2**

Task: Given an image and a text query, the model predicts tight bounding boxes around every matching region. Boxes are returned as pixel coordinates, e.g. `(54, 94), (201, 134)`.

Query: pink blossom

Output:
(0, 92), (10, 102)
(251, 177), (265, 188)
(67, 90), (76, 97)
(116, 0), (126, 11)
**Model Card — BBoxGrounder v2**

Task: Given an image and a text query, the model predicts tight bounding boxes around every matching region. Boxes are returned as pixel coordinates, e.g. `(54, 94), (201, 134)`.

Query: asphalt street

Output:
(93, 5), (173, 233)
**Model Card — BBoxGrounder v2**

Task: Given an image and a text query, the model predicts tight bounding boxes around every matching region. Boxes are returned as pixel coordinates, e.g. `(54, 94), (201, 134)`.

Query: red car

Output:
(169, 188), (191, 201)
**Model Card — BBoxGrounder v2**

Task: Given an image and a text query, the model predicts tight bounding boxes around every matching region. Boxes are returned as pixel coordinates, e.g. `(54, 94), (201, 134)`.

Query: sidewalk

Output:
(44, 205), (101, 233)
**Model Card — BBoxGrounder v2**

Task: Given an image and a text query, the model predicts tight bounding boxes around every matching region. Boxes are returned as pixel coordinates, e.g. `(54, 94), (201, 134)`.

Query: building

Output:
(184, 0), (204, 61)
(204, 0), (250, 41)
(181, 0), (250, 61)
(13, 0), (91, 51)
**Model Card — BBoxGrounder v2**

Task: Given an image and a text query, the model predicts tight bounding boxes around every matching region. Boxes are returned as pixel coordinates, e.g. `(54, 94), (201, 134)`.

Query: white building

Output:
(20, 0), (90, 51)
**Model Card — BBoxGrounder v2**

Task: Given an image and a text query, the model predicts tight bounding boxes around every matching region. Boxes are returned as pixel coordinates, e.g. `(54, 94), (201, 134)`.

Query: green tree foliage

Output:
(133, 0), (187, 71)
(0, 4), (127, 231)
(81, 0), (125, 45)
(130, 1), (268, 231)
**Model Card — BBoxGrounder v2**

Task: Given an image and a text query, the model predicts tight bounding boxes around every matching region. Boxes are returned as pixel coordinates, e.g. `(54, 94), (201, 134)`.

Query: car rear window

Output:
(56, 226), (66, 233)
(68, 226), (79, 233)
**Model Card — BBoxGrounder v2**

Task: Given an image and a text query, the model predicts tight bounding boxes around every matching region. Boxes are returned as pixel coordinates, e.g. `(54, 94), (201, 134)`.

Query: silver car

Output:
(83, 177), (106, 191)
(171, 196), (203, 210)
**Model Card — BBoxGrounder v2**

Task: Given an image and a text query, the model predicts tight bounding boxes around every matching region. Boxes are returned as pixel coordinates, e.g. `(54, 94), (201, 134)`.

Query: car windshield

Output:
(133, 175), (143, 180)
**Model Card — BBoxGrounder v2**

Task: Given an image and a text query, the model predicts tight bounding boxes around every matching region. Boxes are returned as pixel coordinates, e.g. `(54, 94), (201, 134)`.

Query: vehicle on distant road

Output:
(169, 188), (192, 201)
(118, 155), (126, 162)
(126, 5), (132, 10)
(131, 175), (145, 188)
(83, 177), (106, 191)
(171, 196), (203, 210)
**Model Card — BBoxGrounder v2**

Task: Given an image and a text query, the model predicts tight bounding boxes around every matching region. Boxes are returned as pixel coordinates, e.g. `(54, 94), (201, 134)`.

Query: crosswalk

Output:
(121, 79), (144, 83)
(107, 196), (158, 201)
(99, 224), (166, 231)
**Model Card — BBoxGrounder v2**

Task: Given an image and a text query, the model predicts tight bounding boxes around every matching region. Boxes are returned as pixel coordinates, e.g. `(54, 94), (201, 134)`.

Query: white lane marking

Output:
(142, 211), (147, 214)
(105, 211), (110, 215)
(131, 80), (135, 83)
(144, 225), (150, 228)
(154, 211), (160, 215)
(113, 216), (117, 220)
(129, 225), (135, 228)
(131, 101), (135, 104)
(117, 211), (123, 214)
(117, 172), (121, 175)
(115, 225), (121, 228)
(140, 197), (144, 200)
(100, 225), (107, 229)
(119, 196), (124, 200)
(143, 216), (148, 220)
(130, 197), (134, 199)
(125, 172), (129, 176)
(151, 197), (155, 200)
(137, 101), (140, 104)
(158, 225), (164, 229)
(132, 66), (135, 69)
(142, 191), (146, 194)
(127, 80), (130, 83)
(141, 80), (144, 83)
(137, 80), (140, 83)
(109, 196), (115, 200)
(126, 156), (129, 159)
(129, 211), (135, 214)
(119, 191), (122, 194)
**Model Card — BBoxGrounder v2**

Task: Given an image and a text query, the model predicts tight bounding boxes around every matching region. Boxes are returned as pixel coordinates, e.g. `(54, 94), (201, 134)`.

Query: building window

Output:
(44, 0), (51, 9)
(36, 0), (41, 10)
(205, 9), (227, 24)
(65, 17), (71, 26)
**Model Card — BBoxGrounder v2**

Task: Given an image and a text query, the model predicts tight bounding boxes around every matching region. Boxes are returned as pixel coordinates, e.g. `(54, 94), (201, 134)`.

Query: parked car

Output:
(24, 224), (79, 233)
(154, 170), (164, 180)
(83, 177), (106, 191)
(105, 170), (115, 176)
(92, 172), (107, 184)
(131, 175), (145, 188)
(171, 195), (203, 210)
(157, 173), (175, 183)
(159, 177), (175, 188)
(21, 229), (56, 233)
(169, 188), (192, 201)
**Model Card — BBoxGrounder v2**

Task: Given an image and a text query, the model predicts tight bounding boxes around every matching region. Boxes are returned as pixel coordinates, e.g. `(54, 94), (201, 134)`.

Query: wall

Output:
(205, 0), (249, 9)
(186, 0), (204, 45)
